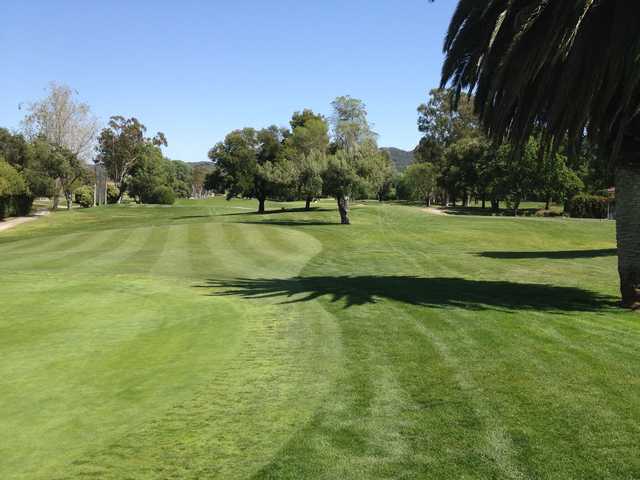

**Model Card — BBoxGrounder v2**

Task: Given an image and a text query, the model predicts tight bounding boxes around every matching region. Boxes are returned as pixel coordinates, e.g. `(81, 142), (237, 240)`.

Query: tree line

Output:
(205, 96), (394, 224)
(0, 83), (200, 219)
(397, 89), (609, 217)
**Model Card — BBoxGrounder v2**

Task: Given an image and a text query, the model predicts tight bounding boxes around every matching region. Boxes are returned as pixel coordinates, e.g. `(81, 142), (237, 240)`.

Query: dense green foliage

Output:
(439, 0), (640, 307)
(208, 100), (393, 222)
(1, 197), (632, 479)
(399, 89), (604, 214)
(568, 193), (610, 219)
(96, 116), (168, 203)
(147, 185), (176, 205)
(106, 184), (120, 204)
(74, 186), (94, 208)
(404, 162), (437, 205)
(0, 159), (30, 219)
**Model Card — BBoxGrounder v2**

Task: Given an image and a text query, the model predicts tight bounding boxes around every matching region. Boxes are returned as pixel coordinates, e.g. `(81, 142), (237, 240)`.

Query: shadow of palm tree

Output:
(478, 249), (616, 259)
(196, 276), (615, 312)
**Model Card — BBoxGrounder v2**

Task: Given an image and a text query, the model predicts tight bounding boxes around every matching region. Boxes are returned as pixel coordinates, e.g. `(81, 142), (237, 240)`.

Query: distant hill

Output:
(381, 147), (414, 172)
(187, 161), (216, 172)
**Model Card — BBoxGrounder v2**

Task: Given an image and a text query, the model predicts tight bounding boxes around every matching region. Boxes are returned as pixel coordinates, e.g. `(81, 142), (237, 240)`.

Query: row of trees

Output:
(95, 116), (193, 205)
(206, 96), (394, 224)
(435, 0), (635, 306)
(402, 89), (606, 215)
(0, 84), (197, 217)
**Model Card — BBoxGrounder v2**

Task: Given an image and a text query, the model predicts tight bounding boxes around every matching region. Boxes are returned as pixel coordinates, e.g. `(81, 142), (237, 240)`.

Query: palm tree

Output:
(440, 1), (640, 308)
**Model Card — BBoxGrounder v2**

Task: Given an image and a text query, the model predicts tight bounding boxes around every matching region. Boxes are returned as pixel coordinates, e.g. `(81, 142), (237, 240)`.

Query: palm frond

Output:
(441, 0), (640, 161)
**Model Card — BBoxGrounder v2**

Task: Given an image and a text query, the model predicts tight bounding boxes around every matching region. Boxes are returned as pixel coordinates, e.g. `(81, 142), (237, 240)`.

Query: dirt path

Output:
(0, 210), (49, 233)
(421, 207), (448, 216)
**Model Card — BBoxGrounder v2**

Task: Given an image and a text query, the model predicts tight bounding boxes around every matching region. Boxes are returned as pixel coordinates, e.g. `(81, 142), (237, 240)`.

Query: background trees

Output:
(208, 127), (291, 213)
(322, 151), (362, 225)
(206, 97), (393, 223)
(21, 83), (99, 163)
(324, 97), (391, 223)
(440, 0), (640, 307)
(330, 96), (377, 152)
(0, 159), (29, 219)
(404, 162), (437, 206)
(96, 116), (168, 203)
(285, 110), (330, 210)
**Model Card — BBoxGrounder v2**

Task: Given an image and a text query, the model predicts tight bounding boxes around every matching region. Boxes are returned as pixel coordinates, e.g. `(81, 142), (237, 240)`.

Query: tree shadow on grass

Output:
(195, 276), (616, 313)
(222, 207), (333, 217)
(238, 220), (339, 227)
(171, 215), (212, 220)
(478, 249), (617, 259)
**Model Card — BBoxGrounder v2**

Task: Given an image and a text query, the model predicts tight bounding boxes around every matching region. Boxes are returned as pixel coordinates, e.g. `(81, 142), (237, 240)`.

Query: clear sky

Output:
(1, 0), (458, 162)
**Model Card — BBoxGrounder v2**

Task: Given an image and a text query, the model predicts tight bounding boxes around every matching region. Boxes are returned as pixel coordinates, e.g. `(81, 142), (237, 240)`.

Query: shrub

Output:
(568, 193), (609, 219)
(0, 160), (30, 219)
(11, 194), (34, 216)
(107, 184), (120, 204)
(147, 185), (175, 205)
(74, 186), (94, 208)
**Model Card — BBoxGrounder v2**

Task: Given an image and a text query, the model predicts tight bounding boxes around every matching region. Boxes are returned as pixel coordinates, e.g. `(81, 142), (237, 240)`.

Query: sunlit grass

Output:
(1, 197), (636, 479)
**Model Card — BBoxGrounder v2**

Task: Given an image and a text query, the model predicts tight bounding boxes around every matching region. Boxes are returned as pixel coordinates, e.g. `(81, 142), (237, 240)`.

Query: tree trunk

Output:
(616, 164), (640, 308)
(545, 198), (551, 211)
(258, 196), (266, 214)
(305, 197), (312, 211)
(491, 199), (499, 212)
(426, 195), (431, 207)
(481, 193), (486, 210)
(337, 196), (350, 225)
(65, 193), (72, 211)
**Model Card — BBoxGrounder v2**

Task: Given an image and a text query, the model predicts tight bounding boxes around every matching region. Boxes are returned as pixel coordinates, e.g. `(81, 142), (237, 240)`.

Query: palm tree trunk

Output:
(616, 164), (640, 308)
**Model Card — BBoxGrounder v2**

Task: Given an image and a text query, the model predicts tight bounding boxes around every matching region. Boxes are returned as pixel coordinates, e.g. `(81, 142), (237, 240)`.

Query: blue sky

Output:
(1, 0), (458, 162)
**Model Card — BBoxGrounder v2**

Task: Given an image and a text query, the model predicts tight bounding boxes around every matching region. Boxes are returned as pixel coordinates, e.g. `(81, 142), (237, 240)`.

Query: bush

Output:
(11, 194), (34, 216)
(147, 185), (175, 205)
(107, 184), (120, 204)
(568, 193), (609, 219)
(0, 160), (30, 219)
(74, 186), (94, 208)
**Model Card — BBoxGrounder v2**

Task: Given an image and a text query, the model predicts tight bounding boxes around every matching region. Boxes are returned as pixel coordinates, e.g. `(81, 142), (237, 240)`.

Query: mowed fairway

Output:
(1, 198), (638, 479)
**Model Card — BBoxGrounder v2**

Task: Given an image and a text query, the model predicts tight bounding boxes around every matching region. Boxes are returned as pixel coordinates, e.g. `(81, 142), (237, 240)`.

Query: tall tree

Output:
(285, 109), (330, 210)
(325, 96), (383, 223)
(296, 150), (326, 210)
(323, 151), (363, 225)
(330, 96), (376, 153)
(405, 162), (438, 206)
(354, 140), (395, 202)
(21, 82), (99, 163)
(96, 116), (167, 203)
(415, 89), (480, 165)
(441, 0), (640, 307)
(209, 126), (291, 213)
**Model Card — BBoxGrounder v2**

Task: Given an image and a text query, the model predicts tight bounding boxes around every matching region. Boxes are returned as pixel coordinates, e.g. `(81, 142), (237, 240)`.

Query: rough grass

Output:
(1, 197), (637, 479)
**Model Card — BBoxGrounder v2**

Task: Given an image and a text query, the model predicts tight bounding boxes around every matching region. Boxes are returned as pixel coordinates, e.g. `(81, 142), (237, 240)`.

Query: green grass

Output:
(1, 197), (636, 479)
